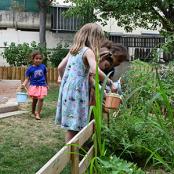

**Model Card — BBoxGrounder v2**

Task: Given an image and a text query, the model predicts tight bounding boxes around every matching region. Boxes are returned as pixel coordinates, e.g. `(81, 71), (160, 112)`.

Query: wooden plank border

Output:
(36, 120), (95, 174)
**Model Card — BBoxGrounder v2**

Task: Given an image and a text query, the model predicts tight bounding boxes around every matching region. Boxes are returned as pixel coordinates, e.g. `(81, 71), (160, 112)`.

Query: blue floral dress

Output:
(55, 47), (90, 131)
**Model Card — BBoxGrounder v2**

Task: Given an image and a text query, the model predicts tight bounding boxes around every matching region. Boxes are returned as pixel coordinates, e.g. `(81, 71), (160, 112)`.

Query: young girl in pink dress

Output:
(22, 51), (48, 120)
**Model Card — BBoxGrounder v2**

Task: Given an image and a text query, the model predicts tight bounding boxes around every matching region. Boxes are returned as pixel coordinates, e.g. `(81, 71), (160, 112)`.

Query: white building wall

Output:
(0, 29), (74, 66)
(102, 18), (159, 35)
(0, 29), (74, 48)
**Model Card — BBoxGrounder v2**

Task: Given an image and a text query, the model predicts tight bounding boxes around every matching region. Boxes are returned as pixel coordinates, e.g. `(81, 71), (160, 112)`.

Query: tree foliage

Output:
(2, 42), (48, 66)
(64, 0), (99, 23)
(49, 43), (69, 67)
(65, 0), (174, 33)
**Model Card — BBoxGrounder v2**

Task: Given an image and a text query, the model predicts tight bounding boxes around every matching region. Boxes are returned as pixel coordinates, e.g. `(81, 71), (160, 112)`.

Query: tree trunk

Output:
(39, 9), (47, 47)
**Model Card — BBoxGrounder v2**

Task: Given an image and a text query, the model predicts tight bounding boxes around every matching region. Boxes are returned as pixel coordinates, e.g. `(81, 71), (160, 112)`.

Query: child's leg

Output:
(65, 130), (78, 142)
(35, 99), (44, 119)
(32, 98), (38, 114)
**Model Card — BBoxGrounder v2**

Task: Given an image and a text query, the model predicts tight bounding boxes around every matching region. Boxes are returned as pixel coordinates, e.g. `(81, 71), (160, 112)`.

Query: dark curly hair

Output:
(31, 50), (42, 60)
(101, 39), (129, 61)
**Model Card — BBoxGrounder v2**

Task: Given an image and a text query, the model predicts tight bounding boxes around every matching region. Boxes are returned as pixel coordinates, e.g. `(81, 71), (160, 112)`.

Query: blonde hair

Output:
(70, 23), (105, 55)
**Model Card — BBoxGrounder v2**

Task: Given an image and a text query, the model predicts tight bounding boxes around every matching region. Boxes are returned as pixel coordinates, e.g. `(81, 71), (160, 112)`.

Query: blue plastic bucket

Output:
(16, 92), (28, 103)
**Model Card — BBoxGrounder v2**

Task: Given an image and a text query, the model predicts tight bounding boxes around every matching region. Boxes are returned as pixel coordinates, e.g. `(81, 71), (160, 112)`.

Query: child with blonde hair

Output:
(55, 23), (116, 142)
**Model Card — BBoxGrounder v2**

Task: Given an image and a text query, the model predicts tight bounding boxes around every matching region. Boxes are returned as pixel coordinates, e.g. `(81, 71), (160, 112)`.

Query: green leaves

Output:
(2, 41), (48, 66)
(102, 60), (174, 172)
(92, 49), (103, 157)
(49, 43), (69, 67)
(66, 0), (174, 32)
(97, 156), (145, 174)
(3, 42), (31, 66)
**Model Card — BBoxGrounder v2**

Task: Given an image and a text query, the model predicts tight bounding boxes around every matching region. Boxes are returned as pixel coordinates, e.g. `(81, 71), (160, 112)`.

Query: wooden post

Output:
(21, 67), (25, 82)
(53, 68), (57, 83)
(71, 140), (79, 174)
(50, 67), (53, 83)
(12, 66), (16, 79)
(47, 67), (50, 83)
(7, 67), (12, 80)
(0, 67), (3, 79)
(3, 66), (7, 79)
(16, 67), (20, 80)
(19, 67), (21, 80)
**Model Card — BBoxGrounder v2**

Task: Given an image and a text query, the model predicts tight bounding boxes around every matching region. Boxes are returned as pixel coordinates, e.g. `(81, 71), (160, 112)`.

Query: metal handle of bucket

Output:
(24, 86), (28, 93)
(16, 85), (28, 94)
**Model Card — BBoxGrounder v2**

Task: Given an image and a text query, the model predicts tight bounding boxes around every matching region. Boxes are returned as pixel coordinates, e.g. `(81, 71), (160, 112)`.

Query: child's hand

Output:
(110, 81), (117, 93)
(16, 84), (27, 92)
(57, 76), (62, 86)
(20, 84), (24, 88)
(21, 84), (26, 89)
(103, 90), (107, 99)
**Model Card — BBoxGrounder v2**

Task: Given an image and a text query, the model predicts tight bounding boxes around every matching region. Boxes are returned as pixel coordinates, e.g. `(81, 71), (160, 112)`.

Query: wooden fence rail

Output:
(0, 66), (58, 83)
(36, 120), (95, 174)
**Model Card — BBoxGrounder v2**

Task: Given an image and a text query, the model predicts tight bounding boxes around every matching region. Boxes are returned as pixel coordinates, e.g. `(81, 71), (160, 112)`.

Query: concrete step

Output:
(0, 110), (29, 119)
(0, 80), (21, 98)
(0, 102), (18, 113)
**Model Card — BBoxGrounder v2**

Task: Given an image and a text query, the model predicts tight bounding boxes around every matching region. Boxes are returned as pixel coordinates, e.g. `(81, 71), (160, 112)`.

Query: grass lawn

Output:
(0, 85), (69, 174)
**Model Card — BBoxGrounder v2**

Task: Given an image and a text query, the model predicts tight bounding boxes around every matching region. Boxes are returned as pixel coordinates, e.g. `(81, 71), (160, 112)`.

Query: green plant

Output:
(49, 43), (69, 67)
(89, 50), (105, 174)
(2, 41), (49, 66)
(102, 60), (174, 172)
(88, 52), (146, 174)
(97, 156), (144, 174)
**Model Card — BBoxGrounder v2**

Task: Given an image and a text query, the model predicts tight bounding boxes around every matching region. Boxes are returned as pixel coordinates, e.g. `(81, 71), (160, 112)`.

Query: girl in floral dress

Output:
(55, 23), (116, 142)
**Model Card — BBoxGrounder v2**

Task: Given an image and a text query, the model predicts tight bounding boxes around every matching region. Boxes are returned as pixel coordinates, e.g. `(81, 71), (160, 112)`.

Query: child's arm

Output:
(57, 75), (62, 85)
(44, 66), (48, 86)
(57, 53), (70, 78)
(85, 49), (105, 81)
(85, 49), (116, 92)
(45, 73), (48, 87)
(22, 77), (29, 87)
(85, 49), (112, 82)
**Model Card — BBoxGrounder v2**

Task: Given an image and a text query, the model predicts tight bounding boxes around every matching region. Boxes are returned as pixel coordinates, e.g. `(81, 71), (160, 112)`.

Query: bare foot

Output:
(35, 112), (41, 120)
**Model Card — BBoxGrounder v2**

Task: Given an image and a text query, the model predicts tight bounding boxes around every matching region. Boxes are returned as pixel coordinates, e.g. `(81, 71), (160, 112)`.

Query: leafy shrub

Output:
(2, 41), (49, 66)
(103, 60), (174, 172)
(97, 156), (145, 174)
(49, 44), (69, 67)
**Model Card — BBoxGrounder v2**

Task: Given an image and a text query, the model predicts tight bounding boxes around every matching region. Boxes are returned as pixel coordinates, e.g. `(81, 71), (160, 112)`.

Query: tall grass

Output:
(134, 63), (174, 170)
(89, 52), (145, 173)
(142, 66), (174, 170)
(89, 50), (106, 173)
(104, 60), (174, 172)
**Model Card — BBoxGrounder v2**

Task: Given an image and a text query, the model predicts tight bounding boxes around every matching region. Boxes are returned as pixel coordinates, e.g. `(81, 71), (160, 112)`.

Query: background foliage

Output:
(2, 42), (69, 67)
(102, 60), (174, 172)
(2, 41), (48, 66)
(49, 43), (69, 67)
(66, 0), (174, 33)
